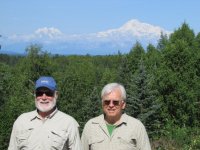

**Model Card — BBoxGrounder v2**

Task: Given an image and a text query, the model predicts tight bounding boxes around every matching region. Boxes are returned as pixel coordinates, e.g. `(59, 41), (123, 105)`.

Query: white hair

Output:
(101, 83), (126, 101)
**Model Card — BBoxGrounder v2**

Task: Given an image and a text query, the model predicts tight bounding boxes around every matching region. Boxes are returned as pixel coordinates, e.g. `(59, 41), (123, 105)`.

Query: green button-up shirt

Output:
(8, 109), (82, 150)
(81, 113), (151, 150)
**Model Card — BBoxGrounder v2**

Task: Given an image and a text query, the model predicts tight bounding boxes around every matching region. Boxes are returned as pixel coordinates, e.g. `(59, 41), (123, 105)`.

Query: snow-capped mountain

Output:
(0, 19), (171, 55)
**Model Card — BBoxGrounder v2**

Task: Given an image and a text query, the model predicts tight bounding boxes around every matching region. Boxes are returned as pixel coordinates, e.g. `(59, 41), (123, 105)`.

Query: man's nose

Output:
(108, 101), (115, 107)
(41, 93), (48, 99)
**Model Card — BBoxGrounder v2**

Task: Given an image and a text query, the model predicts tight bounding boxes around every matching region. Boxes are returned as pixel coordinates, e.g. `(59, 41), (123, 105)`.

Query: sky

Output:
(0, 0), (200, 55)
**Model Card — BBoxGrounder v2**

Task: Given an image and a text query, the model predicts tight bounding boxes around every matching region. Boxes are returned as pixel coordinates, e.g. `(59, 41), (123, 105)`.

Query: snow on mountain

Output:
(94, 19), (171, 41)
(1, 19), (171, 55)
(35, 27), (63, 39)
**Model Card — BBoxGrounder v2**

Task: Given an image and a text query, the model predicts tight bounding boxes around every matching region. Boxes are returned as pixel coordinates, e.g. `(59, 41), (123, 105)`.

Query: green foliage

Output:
(127, 41), (145, 71)
(0, 63), (12, 108)
(151, 124), (200, 150)
(170, 22), (195, 47)
(23, 44), (55, 79)
(157, 32), (169, 51)
(146, 44), (161, 70)
(188, 135), (200, 150)
(126, 59), (163, 137)
(118, 41), (145, 86)
(80, 86), (102, 133)
(0, 63), (13, 149)
(158, 23), (199, 126)
(0, 54), (21, 66)
(57, 59), (96, 120)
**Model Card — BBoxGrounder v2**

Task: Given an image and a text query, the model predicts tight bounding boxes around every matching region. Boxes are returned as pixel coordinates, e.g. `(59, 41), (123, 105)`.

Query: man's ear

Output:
(54, 91), (58, 99)
(122, 101), (126, 110)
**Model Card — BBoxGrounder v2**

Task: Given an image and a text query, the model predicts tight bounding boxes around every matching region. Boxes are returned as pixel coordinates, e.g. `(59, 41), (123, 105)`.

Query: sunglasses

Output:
(35, 91), (55, 97)
(103, 100), (122, 106)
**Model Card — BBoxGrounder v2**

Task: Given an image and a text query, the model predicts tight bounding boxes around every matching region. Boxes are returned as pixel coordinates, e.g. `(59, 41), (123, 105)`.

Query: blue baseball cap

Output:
(35, 76), (57, 91)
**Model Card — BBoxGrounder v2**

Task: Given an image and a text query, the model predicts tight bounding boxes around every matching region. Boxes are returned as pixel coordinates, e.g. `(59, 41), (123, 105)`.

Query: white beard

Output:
(35, 97), (57, 113)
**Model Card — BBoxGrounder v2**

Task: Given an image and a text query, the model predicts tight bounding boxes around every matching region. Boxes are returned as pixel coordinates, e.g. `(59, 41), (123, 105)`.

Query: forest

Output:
(0, 23), (200, 149)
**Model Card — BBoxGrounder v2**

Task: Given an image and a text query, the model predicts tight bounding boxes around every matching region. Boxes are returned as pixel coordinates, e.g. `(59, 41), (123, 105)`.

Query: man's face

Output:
(35, 87), (57, 113)
(102, 88), (126, 121)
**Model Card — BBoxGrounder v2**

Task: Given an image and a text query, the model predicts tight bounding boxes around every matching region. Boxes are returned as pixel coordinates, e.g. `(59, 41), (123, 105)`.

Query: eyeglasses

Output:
(103, 100), (122, 106)
(35, 91), (54, 97)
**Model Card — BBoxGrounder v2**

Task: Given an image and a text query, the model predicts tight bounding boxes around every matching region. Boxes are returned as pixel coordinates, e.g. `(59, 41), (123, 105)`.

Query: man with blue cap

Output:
(8, 76), (82, 150)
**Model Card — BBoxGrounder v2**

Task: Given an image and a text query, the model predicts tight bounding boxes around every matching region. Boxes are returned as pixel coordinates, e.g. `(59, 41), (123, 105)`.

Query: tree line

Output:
(0, 23), (200, 149)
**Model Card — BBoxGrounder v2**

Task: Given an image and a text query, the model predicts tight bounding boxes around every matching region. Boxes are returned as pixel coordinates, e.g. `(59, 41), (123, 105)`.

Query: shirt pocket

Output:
(116, 135), (138, 150)
(88, 137), (105, 150)
(49, 129), (68, 150)
(16, 128), (33, 149)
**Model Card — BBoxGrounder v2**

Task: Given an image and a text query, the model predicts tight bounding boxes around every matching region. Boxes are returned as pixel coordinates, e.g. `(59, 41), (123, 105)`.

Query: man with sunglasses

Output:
(81, 83), (151, 150)
(8, 76), (82, 150)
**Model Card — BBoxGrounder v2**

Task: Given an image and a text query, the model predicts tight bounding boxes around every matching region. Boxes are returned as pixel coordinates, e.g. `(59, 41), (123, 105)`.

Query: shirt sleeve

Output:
(81, 125), (90, 150)
(67, 120), (82, 150)
(8, 120), (18, 150)
(137, 123), (151, 150)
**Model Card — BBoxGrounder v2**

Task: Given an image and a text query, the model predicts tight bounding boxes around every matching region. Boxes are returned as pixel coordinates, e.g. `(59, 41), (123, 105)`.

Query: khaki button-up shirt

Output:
(8, 109), (82, 150)
(81, 113), (151, 150)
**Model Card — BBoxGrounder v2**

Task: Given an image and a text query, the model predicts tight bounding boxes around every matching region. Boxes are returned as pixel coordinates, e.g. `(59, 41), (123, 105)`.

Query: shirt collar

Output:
(92, 113), (128, 137)
(47, 107), (58, 119)
(117, 113), (128, 125)
(93, 113), (128, 125)
(30, 108), (58, 121)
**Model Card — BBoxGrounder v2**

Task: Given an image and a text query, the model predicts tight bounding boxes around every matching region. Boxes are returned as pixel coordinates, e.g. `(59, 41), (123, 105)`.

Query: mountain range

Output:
(0, 19), (171, 55)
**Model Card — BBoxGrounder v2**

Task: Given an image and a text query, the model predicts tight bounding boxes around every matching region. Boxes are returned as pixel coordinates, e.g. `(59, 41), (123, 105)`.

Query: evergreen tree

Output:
(145, 44), (161, 72)
(118, 41), (145, 87)
(158, 23), (198, 126)
(81, 86), (102, 132)
(126, 59), (162, 137)
(157, 32), (169, 51)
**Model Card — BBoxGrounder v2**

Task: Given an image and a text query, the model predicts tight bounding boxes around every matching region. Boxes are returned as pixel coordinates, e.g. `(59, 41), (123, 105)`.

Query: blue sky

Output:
(0, 0), (200, 55)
